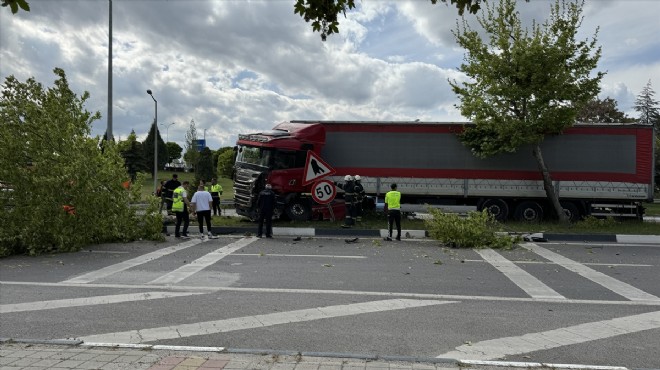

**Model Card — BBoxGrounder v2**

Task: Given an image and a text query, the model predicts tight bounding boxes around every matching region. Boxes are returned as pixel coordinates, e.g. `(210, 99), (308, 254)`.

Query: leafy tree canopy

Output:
(0, 68), (161, 256)
(577, 96), (635, 124)
(166, 141), (183, 164)
(1, 0), (29, 14)
(634, 80), (660, 129)
(450, 0), (603, 221)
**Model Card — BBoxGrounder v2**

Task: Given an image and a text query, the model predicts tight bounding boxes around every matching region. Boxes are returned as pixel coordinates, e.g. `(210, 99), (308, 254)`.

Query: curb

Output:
(0, 339), (645, 370)
(165, 226), (660, 245)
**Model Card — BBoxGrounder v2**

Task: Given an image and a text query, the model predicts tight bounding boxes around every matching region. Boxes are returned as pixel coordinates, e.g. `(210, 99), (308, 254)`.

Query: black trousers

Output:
(212, 196), (221, 216)
(175, 210), (189, 237)
(196, 210), (212, 234)
(387, 209), (401, 239)
(257, 211), (273, 237)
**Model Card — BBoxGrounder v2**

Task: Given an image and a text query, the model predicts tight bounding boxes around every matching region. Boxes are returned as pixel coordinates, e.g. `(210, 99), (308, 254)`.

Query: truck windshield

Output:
(236, 146), (272, 167)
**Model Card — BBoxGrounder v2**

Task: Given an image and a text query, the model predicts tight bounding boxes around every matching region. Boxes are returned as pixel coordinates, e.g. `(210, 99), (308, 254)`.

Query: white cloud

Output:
(1, 0), (659, 151)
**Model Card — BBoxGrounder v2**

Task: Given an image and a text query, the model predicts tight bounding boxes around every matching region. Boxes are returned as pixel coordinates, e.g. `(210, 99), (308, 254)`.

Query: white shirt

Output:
(191, 190), (213, 212)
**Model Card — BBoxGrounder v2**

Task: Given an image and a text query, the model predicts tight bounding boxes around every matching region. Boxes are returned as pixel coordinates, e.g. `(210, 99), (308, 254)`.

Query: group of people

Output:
(337, 176), (402, 241)
(158, 174), (224, 239)
(337, 175), (366, 228)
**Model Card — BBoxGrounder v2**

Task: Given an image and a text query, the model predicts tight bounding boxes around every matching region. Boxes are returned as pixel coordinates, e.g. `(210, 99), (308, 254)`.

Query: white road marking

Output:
(233, 254), (367, 259)
(3, 281), (660, 306)
(476, 249), (565, 300)
(458, 360), (627, 370)
(461, 260), (652, 267)
(62, 239), (203, 284)
(438, 309), (660, 360)
(78, 299), (455, 343)
(523, 243), (660, 301)
(148, 237), (257, 285)
(0, 292), (204, 313)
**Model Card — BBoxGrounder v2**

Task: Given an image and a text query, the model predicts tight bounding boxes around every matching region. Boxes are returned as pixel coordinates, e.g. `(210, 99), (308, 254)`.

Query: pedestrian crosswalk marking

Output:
(438, 309), (660, 360)
(78, 299), (456, 344)
(476, 249), (566, 300)
(523, 243), (660, 301)
(148, 238), (257, 285)
(62, 239), (204, 284)
(0, 292), (204, 313)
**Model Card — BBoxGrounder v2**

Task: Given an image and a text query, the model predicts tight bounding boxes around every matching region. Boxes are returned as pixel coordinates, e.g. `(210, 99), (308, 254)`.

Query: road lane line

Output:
(78, 299), (456, 344)
(62, 239), (203, 284)
(476, 249), (566, 300)
(461, 260), (653, 267)
(233, 254), (367, 259)
(4, 281), (660, 306)
(438, 309), (660, 360)
(523, 243), (660, 301)
(147, 237), (257, 285)
(0, 292), (204, 313)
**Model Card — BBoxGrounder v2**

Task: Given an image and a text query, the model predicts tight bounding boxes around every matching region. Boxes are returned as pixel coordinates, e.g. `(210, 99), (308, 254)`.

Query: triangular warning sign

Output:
(302, 151), (336, 186)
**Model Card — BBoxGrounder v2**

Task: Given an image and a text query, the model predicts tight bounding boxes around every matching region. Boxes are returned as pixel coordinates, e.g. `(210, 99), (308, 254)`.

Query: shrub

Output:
(0, 69), (163, 256)
(424, 207), (519, 249)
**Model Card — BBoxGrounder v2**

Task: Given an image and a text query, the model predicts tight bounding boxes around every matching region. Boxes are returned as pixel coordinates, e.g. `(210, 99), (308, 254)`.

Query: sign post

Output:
(311, 179), (337, 222)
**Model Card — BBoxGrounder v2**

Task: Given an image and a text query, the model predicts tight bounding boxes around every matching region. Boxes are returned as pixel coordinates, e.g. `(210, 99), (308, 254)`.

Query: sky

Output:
(1, 0), (659, 152)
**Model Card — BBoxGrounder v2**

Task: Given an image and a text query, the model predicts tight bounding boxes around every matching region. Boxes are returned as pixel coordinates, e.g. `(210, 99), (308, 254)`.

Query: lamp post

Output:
(147, 89), (158, 195)
(160, 122), (175, 143)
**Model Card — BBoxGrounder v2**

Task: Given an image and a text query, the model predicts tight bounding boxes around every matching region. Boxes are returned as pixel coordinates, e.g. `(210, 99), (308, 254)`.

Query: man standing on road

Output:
(172, 181), (191, 239)
(256, 184), (276, 238)
(191, 184), (216, 239)
(384, 183), (401, 241)
(337, 175), (355, 228)
(210, 178), (223, 216)
(163, 174), (181, 213)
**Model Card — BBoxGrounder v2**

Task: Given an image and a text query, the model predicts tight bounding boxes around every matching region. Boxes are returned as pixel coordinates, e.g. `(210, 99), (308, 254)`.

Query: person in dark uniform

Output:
(353, 175), (366, 222)
(337, 175), (355, 228)
(163, 174), (181, 213)
(257, 184), (276, 238)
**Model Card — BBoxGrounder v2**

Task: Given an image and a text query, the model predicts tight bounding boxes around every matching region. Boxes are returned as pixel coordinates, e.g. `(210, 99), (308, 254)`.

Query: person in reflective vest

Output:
(210, 178), (223, 216)
(172, 181), (191, 239)
(337, 175), (355, 228)
(384, 183), (401, 241)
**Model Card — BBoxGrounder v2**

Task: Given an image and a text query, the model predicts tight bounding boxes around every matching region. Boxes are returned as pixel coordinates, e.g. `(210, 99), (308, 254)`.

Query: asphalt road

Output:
(1, 236), (659, 368)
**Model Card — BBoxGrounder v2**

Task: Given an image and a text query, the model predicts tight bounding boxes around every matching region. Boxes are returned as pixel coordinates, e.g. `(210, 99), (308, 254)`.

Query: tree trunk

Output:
(532, 144), (569, 223)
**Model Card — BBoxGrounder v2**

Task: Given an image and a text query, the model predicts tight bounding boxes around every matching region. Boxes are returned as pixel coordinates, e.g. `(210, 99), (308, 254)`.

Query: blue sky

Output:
(1, 0), (658, 151)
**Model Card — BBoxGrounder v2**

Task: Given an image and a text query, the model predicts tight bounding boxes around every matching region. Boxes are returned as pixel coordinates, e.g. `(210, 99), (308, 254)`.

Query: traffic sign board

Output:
(311, 180), (337, 205)
(302, 151), (335, 186)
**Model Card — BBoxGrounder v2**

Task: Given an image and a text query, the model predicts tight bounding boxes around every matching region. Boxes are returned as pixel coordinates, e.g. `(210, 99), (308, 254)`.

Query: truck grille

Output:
(233, 168), (258, 208)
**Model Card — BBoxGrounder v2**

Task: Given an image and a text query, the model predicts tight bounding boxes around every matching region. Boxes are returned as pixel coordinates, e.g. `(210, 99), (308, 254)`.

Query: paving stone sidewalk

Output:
(0, 342), (467, 370)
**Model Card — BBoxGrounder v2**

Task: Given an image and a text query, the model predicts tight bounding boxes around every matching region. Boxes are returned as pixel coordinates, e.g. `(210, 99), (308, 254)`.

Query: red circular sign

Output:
(311, 180), (337, 205)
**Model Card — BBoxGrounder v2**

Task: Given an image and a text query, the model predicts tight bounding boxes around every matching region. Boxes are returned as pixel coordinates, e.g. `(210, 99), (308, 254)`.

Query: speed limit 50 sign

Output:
(311, 179), (337, 205)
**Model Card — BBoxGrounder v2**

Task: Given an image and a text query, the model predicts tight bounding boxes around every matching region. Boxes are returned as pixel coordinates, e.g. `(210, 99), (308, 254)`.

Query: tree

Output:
(117, 130), (139, 153)
(196, 147), (216, 184)
(183, 119), (199, 171)
(141, 121), (168, 177)
(121, 139), (148, 181)
(577, 97), (635, 123)
(450, 0), (603, 222)
(166, 141), (183, 164)
(216, 147), (236, 179)
(634, 80), (660, 129)
(1, 0), (29, 14)
(294, 0), (527, 41)
(0, 68), (161, 256)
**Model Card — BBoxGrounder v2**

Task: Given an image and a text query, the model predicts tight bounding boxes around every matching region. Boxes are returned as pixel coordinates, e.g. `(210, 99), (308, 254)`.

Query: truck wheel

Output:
(285, 199), (311, 221)
(479, 199), (509, 222)
(514, 201), (544, 223)
(560, 201), (581, 222)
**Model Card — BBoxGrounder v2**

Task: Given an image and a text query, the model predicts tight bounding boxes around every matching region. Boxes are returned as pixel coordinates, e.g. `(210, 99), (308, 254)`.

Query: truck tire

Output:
(479, 199), (509, 222)
(285, 199), (311, 221)
(514, 201), (544, 223)
(560, 201), (581, 222)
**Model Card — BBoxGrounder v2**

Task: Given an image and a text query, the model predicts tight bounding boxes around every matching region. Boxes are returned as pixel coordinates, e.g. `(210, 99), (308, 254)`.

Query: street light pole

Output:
(147, 89), (158, 195)
(160, 122), (175, 143)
